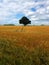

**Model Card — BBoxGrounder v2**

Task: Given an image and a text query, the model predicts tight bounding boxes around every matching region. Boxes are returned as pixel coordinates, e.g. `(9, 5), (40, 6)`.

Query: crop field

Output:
(0, 26), (49, 65)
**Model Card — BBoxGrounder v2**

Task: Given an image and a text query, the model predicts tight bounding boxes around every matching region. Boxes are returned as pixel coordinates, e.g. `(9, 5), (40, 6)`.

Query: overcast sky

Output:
(0, 0), (49, 25)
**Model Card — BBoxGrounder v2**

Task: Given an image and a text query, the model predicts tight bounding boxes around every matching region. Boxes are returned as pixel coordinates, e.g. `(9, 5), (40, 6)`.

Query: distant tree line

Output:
(3, 24), (15, 26)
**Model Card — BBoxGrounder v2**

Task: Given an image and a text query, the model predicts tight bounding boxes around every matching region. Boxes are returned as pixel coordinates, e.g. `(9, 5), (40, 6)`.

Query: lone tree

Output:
(19, 16), (31, 26)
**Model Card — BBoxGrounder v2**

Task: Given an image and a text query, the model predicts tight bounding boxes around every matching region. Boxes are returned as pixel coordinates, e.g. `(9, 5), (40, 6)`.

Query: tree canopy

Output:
(19, 16), (31, 26)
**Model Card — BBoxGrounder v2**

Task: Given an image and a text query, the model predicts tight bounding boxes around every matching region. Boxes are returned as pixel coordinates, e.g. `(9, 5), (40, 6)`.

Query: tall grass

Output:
(0, 26), (49, 65)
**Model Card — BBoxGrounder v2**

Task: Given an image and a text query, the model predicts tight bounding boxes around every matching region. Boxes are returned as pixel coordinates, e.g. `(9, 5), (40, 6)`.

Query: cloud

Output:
(0, 0), (49, 25)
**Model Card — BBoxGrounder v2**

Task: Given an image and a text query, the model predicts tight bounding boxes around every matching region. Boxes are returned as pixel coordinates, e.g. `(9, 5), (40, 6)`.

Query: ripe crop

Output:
(0, 26), (49, 65)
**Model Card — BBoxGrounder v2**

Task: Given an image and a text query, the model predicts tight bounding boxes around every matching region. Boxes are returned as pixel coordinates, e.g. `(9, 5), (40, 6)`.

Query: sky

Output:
(0, 0), (49, 25)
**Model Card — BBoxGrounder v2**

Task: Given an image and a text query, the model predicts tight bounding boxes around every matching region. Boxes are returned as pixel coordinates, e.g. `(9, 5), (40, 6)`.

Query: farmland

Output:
(0, 26), (49, 65)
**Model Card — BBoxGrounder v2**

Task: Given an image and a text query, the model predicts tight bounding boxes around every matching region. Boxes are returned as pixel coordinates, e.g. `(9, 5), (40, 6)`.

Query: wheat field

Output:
(0, 26), (49, 65)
